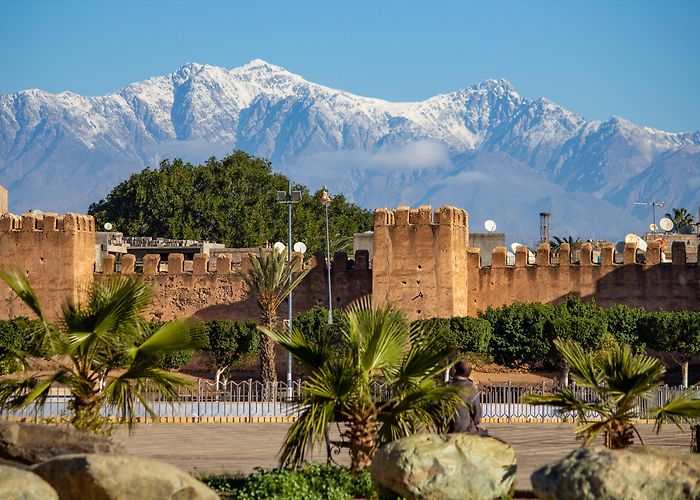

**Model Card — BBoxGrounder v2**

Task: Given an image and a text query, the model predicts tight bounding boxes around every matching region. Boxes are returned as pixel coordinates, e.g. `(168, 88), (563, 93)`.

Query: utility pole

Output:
(276, 182), (301, 394)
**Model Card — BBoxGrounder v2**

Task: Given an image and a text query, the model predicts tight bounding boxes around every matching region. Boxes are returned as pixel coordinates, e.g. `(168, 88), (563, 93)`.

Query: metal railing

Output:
(1, 380), (695, 423)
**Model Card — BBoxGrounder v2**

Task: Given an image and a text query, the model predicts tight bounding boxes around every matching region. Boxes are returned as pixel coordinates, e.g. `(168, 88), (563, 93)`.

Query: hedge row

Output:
(2, 297), (698, 374)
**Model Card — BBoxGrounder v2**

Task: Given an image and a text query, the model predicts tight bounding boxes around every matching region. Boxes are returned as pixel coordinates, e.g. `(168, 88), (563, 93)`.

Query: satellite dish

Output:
(659, 218), (674, 232)
(273, 242), (286, 253)
(484, 220), (497, 233)
(293, 242), (307, 254)
(649, 223), (658, 232)
(510, 242), (524, 253)
(103, 222), (113, 231)
(624, 233), (647, 252)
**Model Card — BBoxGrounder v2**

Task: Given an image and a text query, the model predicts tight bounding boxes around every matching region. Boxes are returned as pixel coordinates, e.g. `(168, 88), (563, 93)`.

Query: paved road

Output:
(113, 422), (692, 492)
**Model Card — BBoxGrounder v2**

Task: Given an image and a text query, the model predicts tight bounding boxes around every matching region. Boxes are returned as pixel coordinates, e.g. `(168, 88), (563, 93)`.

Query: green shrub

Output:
(479, 302), (556, 367)
(199, 464), (375, 500)
(544, 317), (606, 352)
(0, 318), (43, 374)
(156, 350), (194, 370)
(417, 316), (492, 358)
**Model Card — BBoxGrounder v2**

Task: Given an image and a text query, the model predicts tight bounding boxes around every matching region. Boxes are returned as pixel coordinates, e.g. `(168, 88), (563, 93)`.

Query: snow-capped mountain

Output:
(1, 59), (698, 242)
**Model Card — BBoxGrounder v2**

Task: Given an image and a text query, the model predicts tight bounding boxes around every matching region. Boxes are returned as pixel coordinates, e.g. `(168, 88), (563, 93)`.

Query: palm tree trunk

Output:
(682, 360), (689, 388)
(348, 410), (378, 472)
(260, 309), (278, 399)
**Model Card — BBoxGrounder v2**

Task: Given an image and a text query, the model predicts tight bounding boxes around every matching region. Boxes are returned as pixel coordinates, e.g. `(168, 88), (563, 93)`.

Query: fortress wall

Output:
(0, 213), (95, 320)
(467, 242), (700, 315)
(99, 250), (372, 322)
(372, 205), (469, 320)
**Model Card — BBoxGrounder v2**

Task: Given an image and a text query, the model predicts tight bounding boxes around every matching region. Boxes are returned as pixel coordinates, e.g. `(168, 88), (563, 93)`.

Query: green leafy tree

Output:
(263, 297), (461, 471)
(604, 304), (645, 352)
(240, 250), (309, 391)
(665, 208), (696, 233)
(206, 320), (260, 389)
(0, 268), (205, 434)
(639, 311), (700, 387)
(88, 151), (373, 254)
(523, 339), (700, 449)
(545, 294), (608, 385)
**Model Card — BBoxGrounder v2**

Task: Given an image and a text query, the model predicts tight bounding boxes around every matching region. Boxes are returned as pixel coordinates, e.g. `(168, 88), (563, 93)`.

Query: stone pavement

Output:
(113, 422), (692, 491)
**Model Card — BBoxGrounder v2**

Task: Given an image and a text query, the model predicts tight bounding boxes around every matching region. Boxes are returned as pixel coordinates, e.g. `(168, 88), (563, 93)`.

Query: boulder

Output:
(0, 464), (58, 500)
(531, 446), (700, 500)
(33, 453), (219, 500)
(0, 422), (126, 466)
(370, 433), (517, 500)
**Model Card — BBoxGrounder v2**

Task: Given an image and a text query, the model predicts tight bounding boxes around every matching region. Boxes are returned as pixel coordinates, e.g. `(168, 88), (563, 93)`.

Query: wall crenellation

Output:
(0, 212), (95, 233)
(467, 240), (697, 269)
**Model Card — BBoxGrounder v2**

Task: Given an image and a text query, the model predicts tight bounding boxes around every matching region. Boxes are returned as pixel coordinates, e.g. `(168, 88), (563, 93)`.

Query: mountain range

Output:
(1, 59), (698, 242)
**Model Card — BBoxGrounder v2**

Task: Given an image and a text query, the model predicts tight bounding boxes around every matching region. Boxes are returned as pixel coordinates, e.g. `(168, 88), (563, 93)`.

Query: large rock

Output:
(0, 464), (58, 500)
(370, 433), (517, 500)
(532, 446), (700, 500)
(0, 422), (126, 466)
(32, 453), (219, 500)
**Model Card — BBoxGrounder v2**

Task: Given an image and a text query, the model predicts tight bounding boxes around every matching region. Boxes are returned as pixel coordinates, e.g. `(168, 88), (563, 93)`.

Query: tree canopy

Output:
(88, 151), (374, 254)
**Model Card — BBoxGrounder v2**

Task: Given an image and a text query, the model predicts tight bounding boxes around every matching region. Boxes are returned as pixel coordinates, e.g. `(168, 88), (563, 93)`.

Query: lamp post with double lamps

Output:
(320, 189), (333, 324)
(276, 182), (301, 394)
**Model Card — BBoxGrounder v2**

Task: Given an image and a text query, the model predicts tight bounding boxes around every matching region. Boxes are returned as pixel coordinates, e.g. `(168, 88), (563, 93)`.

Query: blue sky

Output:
(2, 0), (699, 132)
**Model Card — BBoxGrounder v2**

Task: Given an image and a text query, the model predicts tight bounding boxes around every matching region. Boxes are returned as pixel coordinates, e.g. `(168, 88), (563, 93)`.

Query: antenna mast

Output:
(539, 212), (551, 244)
(634, 201), (665, 235)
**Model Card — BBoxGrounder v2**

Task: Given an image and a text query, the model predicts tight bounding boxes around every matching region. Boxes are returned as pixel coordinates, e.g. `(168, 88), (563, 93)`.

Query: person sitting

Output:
(447, 360), (483, 434)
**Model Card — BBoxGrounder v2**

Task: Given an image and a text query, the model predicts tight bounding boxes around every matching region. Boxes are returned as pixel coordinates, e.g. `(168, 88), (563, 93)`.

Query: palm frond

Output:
(345, 297), (407, 374)
(650, 388), (700, 433)
(133, 319), (205, 362)
(260, 325), (332, 371)
(0, 370), (70, 410)
(279, 400), (337, 468)
(0, 267), (47, 323)
(555, 338), (603, 389)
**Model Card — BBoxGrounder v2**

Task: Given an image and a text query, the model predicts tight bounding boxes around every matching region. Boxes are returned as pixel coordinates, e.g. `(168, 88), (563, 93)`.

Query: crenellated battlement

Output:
(467, 241), (700, 316)
(374, 205), (468, 228)
(0, 212), (95, 233)
(466, 240), (698, 269)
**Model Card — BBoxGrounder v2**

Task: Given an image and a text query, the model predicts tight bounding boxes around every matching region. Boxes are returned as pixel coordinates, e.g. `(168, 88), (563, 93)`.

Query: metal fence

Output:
(1, 380), (694, 423)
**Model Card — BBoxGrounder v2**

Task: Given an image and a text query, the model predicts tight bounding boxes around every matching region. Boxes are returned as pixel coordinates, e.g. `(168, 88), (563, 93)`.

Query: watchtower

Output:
(372, 205), (469, 320)
(0, 212), (96, 319)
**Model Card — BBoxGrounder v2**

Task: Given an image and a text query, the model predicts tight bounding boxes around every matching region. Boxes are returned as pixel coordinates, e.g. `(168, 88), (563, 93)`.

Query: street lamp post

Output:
(320, 189), (333, 324)
(276, 182), (301, 393)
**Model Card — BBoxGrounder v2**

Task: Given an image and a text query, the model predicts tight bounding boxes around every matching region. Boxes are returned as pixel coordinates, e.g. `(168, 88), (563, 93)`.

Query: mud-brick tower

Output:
(0, 212), (96, 319)
(372, 205), (469, 320)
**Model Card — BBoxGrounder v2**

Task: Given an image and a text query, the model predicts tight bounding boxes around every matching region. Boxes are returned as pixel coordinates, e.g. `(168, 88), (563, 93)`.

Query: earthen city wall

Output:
(0, 207), (698, 323)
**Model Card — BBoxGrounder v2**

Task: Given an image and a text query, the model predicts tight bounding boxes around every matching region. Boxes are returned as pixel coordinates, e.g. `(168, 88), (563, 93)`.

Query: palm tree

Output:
(523, 339), (700, 449)
(263, 297), (461, 471)
(665, 208), (696, 233)
(550, 235), (583, 251)
(0, 267), (204, 434)
(239, 249), (309, 390)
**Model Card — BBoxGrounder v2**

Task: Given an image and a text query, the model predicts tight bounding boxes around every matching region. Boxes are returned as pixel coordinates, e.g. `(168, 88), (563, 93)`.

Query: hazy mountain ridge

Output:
(1, 59), (698, 241)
